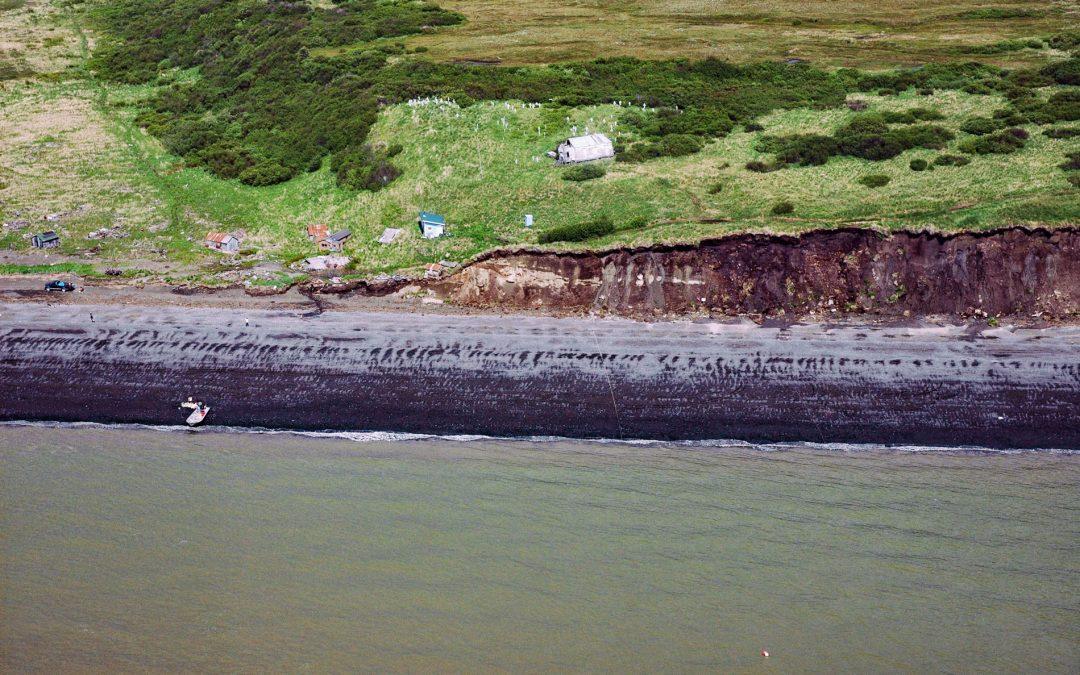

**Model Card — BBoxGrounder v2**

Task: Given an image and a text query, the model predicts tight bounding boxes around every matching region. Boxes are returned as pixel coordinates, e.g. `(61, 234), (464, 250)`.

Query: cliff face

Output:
(438, 227), (1080, 319)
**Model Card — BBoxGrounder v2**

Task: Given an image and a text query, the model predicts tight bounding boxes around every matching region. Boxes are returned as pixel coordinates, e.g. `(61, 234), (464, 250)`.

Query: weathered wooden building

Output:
(556, 133), (614, 164)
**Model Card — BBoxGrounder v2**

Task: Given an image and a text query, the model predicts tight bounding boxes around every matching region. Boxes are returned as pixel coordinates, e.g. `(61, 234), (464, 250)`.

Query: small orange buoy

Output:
(761, 650), (770, 658)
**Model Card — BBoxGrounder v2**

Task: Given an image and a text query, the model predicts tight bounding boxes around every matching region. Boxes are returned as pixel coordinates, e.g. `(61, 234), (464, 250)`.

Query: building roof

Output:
(378, 228), (402, 244)
(419, 211), (446, 226)
(205, 231), (237, 244)
(326, 229), (351, 243)
(36, 230), (59, 241)
(565, 133), (612, 149)
(307, 223), (329, 238)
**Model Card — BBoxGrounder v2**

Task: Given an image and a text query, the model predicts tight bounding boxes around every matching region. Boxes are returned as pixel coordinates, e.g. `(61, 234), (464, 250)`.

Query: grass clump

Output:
(858, 174), (891, 188)
(909, 158), (928, 171)
(771, 201), (794, 215)
(538, 215), (615, 244)
(562, 163), (606, 181)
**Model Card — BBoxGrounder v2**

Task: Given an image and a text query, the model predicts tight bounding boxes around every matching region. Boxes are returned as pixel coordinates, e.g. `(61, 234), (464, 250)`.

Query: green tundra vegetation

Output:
(0, 0), (1077, 283)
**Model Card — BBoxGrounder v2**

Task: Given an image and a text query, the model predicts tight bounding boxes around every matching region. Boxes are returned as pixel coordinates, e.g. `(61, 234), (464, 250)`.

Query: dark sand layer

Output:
(1, 302), (1077, 448)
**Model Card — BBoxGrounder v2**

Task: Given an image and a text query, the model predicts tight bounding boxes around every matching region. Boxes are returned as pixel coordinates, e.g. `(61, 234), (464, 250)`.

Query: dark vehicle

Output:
(44, 280), (76, 292)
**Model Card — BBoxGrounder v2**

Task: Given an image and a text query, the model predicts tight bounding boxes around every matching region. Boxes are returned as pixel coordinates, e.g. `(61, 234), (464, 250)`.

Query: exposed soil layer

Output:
(438, 227), (1080, 319)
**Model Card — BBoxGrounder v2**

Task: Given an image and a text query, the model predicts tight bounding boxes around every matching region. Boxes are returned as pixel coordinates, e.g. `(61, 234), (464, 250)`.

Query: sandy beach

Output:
(1, 299), (1077, 448)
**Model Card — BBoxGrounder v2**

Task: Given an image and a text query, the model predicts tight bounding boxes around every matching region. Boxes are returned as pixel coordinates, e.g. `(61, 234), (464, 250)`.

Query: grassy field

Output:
(385, 0), (1071, 68)
(0, 0), (1077, 283)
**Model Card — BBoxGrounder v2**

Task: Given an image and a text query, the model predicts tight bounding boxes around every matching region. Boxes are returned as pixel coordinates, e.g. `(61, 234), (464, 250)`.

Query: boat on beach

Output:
(179, 398), (210, 426)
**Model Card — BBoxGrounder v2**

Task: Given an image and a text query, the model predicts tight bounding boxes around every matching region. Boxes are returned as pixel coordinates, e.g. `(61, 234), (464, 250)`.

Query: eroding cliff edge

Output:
(437, 227), (1080, 319)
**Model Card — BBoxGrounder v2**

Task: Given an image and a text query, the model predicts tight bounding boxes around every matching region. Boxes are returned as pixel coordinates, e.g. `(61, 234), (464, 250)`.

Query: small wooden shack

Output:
(306, 223), (329, 242)
(319, 229), (351, 252)
(31, 231), (60, 249)
(556, 133), (614, 164)
(205, 231), (240, 253)
(418, 211), (445, 239)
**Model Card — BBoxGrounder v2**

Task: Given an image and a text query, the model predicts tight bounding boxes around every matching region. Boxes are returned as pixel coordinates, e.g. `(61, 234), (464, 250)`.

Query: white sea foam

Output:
(1, 420), (1074, 454)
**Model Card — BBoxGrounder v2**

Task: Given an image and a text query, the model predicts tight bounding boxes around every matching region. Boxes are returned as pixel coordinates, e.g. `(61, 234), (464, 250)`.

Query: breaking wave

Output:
(1, 419), (1075, 455)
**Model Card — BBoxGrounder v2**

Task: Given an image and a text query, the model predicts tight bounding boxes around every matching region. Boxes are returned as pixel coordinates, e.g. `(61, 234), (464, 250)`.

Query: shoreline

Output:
(3, 421), (1077, 454)
(2, 300), (1077, 449)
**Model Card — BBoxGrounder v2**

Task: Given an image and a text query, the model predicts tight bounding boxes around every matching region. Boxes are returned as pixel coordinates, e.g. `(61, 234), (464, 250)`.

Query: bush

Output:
(958, 128), (1028, 155)
(881, 108), (944, 123)
(1068, 174), (1080, 188)
(918, 88), (934, 96)
(618, 133), (704, 163)
(771, 201), (794, 215)
(239, 162), (293, 187)
(538, 215), (615, 244)
(562, 163), (607, 181)
(745, 160), (775, 173)
(960, 117), (1001, 135)
(1041, 57), (1080, 86)
(934, 154), (971, 167)
(331, 144), (402, 191)
(858, 174), (891, 188)
(762, 134), (838, 166)
(909, 158), (928, 171)
(707, 182), (724, 194)
(1044, 127), (1080, 139)
(1061, 152), (1080, 171)
(658, 133), (704, 156)
(194, 141), (256, 180)
(744, 122), (764, 132)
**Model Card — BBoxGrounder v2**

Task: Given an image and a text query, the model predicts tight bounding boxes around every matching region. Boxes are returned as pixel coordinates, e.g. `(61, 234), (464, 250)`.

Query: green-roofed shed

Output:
(419, 211), (446, 239)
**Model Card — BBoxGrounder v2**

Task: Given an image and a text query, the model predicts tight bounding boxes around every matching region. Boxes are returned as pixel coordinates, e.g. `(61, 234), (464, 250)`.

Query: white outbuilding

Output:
(555, 133), (614, 164)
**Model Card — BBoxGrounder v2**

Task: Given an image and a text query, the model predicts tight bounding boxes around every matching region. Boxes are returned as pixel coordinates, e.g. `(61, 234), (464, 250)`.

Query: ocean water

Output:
(1, 425), (1077, 672)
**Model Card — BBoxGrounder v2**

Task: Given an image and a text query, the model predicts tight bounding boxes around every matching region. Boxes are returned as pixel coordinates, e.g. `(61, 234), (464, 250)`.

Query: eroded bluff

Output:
(437, 227), (1079, 318)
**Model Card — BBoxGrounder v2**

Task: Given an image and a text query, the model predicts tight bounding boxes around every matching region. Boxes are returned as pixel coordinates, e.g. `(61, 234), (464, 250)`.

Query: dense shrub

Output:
(193, 142), (257, 180)
(1041, 57), (1080, 86)
(959, 128), (1029, 155)
(881, 108), (945, 123)
(934, 154), (971, 167)
(744, 122), (764, 132)
(239, 162), (293, 187)
(331, 145), (401, 191)
(538, 215), (615, 244)
(834, 116), (953, 161)
(858, 174), (891, 188)
(619, 134), (703, 162)
(745, 160), (775, 173)
(91, 0), (462, 188)
(562, 163), (607, 181)
(960, 117), (1002, 135)
(1044, 127), (1080, 138)
(757, 134), (838, 166)
(909, 158), (928, 171)
(1061, 152), (1080, 171)
(771, 201), (794, 215)
(752, 112), (954, 170)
